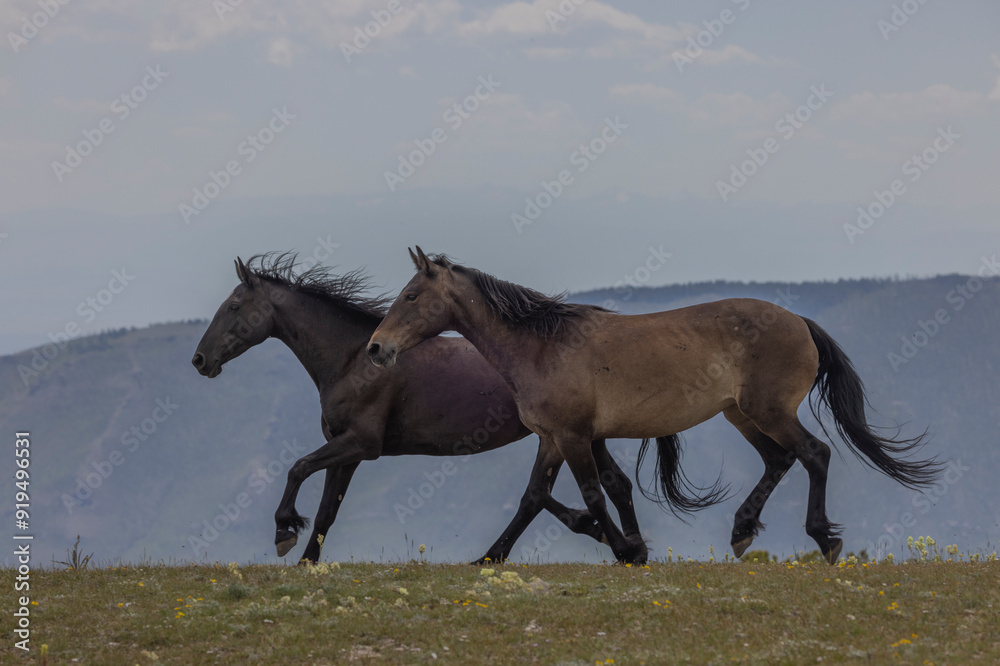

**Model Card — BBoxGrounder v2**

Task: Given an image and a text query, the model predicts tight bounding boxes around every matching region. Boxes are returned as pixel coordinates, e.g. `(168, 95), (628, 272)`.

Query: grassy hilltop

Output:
(3, 556), (999, 664)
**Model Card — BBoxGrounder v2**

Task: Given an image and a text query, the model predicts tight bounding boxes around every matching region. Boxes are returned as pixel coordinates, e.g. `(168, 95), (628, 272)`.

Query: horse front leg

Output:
(592, 440), (643, 540)
(557, 434), (645, 564)
(724, 406), (796, 558)
(476, 438), (604, 564)
(274, 432), (378, 557)
(297, 462), (361, 564)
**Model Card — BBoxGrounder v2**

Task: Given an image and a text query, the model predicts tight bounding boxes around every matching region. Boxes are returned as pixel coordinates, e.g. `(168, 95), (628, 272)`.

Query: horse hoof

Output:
(275, 535), (298, 557)
(615, 535), (648, 565)
(628, 550), (649, 566)
(824, 539), (843, 565)
(472, 555), (502, 566)
(732, 537), (754, 559)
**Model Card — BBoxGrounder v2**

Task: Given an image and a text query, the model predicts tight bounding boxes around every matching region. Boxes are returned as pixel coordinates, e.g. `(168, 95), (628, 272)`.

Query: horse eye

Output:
(405, 293), (417, 302)
(228, 303), (240, 312)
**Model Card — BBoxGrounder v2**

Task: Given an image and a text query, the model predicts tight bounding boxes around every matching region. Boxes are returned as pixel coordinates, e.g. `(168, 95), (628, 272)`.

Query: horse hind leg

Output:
(755, 414), (842, 565)
(724, 405), (796, 558)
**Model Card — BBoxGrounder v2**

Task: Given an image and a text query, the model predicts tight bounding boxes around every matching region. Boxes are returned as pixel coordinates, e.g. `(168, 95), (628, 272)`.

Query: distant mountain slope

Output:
(2, 275), (998, 566)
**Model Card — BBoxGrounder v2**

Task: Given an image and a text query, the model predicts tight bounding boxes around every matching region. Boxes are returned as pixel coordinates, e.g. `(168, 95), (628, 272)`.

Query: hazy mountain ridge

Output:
(2, 275), (998, 567)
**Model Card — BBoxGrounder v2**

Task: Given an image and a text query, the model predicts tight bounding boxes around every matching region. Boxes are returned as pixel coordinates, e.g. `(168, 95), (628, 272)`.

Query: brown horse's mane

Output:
(429, 254), (609, 338)
(247, 251), (390, 320)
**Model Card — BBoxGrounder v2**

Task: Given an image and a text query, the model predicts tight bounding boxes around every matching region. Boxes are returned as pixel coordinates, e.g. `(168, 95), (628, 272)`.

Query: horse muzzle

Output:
(366, 340), (397, 368)
(192, 352), (223, 378)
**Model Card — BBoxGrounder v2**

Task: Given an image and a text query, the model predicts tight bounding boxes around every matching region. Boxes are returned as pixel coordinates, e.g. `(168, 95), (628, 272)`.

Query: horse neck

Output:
(266, 285), (376, 388)
(451, 293), (540, 392)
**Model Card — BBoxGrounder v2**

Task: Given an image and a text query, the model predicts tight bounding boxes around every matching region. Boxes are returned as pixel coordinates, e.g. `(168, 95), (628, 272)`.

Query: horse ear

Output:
(410, 246), (434, 276)
(235, 257), (253, 287)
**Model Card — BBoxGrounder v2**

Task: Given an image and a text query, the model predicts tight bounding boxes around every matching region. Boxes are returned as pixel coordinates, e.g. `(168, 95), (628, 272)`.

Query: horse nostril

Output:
(367, 342), (381, 358)
(192, 352), (206, 369)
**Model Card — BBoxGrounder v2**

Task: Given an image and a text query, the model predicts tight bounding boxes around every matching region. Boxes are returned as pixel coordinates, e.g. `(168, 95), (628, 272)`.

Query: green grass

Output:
(4, 557), (999, 664)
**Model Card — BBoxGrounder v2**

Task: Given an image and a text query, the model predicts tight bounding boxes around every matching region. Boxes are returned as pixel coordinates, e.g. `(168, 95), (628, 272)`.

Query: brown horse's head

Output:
(366, 247), (458, 368)
(192, 257), (277, 378)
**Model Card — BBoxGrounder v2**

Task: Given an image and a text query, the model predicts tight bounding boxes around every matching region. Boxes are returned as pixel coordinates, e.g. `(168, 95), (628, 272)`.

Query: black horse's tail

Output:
(635, 434), (730, 519)
(802, 317), (943, 489)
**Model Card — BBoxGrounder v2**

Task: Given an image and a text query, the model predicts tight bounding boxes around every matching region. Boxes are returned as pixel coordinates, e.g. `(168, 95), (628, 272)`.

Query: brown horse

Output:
(367, 248), (942, 564)
(192, 253), (660, 564)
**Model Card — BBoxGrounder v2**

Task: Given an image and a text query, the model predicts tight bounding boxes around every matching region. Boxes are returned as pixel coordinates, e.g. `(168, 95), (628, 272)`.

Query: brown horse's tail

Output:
(802, 317), (943, 489)
(635, 434), (730, 519)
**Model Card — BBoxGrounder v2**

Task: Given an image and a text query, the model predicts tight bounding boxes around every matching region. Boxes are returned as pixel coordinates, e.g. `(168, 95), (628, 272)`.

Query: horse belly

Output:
(588, 320), (740, 437)
(591, 378), (733, 439)
(386, 373), (528, 456)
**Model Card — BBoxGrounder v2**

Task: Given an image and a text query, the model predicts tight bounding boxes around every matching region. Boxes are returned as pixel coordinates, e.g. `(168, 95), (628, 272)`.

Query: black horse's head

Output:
(192, 257), (277, 378)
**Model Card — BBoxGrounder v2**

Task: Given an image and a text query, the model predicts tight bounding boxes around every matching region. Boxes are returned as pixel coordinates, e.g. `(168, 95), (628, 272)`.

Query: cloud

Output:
(575, 2), (686, 44)
(25, 0), (449, 54)
(19, 0), (778, 72)
(430, 92), (580, 149)
(830, 84), (988, 126)
(687, 91), (790, 126)
(610, 83), (789, 126)
(609, 83), (685, 105)
(523, 46), (578, 60)
(453, 0), (683, 40)
(455, 1), (744, 64)
(456, 0), (554, 36)
(266, 37), (300, 66)
(398, 65), (421, 81)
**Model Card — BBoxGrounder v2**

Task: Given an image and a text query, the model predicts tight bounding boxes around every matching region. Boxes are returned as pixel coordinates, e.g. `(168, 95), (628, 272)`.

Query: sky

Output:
(1, 0), (999, 355)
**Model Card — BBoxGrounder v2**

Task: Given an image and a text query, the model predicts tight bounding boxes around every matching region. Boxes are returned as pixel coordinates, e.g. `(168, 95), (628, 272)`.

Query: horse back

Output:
(558, 299), (818, 437)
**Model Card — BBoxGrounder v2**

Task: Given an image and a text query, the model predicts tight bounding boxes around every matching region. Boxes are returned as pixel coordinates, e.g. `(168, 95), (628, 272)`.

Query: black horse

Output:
(192, 253), (663, 563)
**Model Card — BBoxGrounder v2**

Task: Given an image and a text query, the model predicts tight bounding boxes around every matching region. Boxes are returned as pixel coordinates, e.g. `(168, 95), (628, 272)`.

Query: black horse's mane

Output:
(429, 254), (609, 338)
(246, 252), (390, 320)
